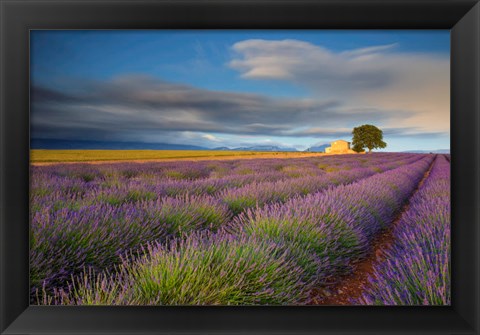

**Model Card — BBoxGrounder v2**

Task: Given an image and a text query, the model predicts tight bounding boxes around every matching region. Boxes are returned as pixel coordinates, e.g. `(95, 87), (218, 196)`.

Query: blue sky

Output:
(31, 30), (450, 151)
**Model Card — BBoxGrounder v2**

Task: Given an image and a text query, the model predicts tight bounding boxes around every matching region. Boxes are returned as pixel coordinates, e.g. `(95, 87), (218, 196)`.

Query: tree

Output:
(352, 143), (365, 153)
(352, 124), (387, 153)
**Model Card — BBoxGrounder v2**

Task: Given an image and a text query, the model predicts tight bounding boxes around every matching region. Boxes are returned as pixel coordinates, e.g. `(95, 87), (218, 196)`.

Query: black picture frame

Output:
(1, 0), (479, 334)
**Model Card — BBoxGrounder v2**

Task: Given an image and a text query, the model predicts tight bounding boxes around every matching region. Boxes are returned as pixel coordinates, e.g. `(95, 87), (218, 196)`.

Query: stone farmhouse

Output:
(325, 140), (356, 154)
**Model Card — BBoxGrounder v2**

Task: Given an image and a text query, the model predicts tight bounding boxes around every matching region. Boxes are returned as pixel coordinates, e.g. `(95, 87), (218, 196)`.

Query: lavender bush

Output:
(46, 233), (310, 305)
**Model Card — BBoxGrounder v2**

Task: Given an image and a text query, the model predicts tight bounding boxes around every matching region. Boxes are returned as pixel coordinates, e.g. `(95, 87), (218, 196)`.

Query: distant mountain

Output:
(305, 143), (330, 152)
(402, 149), (450, 154)
(213, 145), (297, 152)
(31, 139), (209, 150)
(230, 145), (298, 152)
(31, 139), (298, 152)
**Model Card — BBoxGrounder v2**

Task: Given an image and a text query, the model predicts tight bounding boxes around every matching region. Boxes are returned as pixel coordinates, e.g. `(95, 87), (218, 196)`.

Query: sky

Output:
(30, 30), (450, 152)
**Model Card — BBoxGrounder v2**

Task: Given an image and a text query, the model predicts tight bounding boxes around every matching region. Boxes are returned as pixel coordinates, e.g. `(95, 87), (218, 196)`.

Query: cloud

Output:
(202, 134), (221, 142)
(340, 44), (398, 57)
(229, 39), (449, 133)
(230, 39), (396, 90)
(31, 75), (415, 145)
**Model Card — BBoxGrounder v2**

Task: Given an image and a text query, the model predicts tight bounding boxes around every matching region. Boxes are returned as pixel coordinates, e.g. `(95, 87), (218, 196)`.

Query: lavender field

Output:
(30, 153), (450, 305)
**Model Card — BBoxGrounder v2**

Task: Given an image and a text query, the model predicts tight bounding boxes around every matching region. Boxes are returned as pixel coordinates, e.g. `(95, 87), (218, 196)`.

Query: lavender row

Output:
(30, 153), (421, 211)
(219, 154), (424, 215)
(356, 156), (450, 305)
(32, 156), (323, 185)
(30, 195), (232, 300)
(42, 155), (433, 305)
(41, 234), (310, 305)
(30, 161), (322, 210)
(170, 152), (418, 199)
(31, 171), (291, 211)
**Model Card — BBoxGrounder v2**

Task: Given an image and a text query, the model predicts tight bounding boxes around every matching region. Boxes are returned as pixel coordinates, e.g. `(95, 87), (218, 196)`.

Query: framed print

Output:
(1, 0), (479, 334)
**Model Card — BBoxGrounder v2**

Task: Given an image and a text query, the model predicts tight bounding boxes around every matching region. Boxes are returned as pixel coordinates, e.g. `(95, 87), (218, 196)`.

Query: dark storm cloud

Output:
(31, 86), (81, 104)
(31, 75), (416, 142)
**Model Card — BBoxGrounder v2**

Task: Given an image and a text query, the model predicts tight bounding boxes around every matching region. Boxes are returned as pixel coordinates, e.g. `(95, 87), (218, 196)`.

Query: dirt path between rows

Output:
(308, 156), (436, 305)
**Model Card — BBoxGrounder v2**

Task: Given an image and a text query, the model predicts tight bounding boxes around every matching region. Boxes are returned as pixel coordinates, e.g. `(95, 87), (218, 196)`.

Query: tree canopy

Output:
(352, 124), (387, 153)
